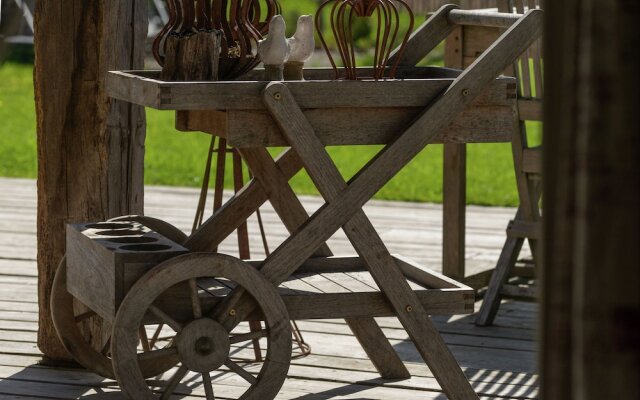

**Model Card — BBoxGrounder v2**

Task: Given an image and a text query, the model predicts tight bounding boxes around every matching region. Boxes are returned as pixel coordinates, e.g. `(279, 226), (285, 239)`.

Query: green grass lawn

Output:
(0, 53), (540, 206)
(0, 63), (38, 179)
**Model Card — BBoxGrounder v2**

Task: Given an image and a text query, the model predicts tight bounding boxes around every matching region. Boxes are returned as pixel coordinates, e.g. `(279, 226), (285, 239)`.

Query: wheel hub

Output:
(195, 337), (214, 356)
(176, 318), (230, 373)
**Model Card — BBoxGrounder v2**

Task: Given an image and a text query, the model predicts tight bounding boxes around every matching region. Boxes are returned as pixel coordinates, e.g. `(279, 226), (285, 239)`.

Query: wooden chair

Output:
(475, 0), (543, 326)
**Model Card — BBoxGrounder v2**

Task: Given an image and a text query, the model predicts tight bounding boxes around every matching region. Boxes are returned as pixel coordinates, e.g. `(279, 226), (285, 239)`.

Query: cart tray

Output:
(106, 67), (517, 147)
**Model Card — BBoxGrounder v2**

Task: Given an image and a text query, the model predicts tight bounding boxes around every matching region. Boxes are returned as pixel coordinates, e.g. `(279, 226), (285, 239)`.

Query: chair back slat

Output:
(513, 1), (533, 98)
(498, 0), (544, 121)
(528, 0), (544, 99)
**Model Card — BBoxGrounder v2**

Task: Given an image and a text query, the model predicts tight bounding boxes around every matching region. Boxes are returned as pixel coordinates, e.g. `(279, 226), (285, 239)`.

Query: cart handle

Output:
(390, 5), (536, 67)
(447, 9), (524, 28)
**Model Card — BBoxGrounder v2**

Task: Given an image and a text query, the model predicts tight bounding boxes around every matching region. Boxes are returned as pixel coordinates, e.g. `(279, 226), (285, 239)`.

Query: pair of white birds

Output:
(258, 15), (315, 67)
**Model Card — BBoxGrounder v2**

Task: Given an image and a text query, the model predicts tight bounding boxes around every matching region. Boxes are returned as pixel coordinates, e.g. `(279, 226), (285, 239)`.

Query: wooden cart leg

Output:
(264, 88), (478, 399)
(184, 149), (303, 252)
(238, 148), (333, 258)
(345, 317), (412, 379)
(240, 147), (411, 379)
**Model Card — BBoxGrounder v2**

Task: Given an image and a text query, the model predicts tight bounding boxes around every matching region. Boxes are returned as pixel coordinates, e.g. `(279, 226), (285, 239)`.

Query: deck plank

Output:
(0, 178), (538, 399)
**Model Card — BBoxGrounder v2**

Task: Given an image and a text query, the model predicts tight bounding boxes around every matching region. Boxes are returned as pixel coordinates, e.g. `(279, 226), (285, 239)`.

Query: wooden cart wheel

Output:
(51, 257), (180, 379)
(111, 253), (292, 400)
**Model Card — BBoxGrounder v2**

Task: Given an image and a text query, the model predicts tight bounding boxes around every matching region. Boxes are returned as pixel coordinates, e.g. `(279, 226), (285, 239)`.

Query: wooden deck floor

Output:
(0, 178), (538, 399)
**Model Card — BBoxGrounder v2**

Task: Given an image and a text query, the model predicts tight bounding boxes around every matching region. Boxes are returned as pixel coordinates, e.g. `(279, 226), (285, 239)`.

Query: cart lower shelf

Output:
(151, 255), (475, 324)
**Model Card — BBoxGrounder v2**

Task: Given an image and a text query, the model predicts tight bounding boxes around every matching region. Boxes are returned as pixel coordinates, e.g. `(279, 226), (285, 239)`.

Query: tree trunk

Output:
(34, 1), (147, 361)
(542, 1), (640, 398)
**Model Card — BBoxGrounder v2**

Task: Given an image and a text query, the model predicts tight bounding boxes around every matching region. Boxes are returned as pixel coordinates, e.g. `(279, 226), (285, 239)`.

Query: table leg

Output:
(443, 143), (467, 280)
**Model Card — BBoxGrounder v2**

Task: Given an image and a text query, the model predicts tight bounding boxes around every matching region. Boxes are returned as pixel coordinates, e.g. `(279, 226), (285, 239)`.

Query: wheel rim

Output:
(50, 257), (180, 379)
(111, 253), (292, 400)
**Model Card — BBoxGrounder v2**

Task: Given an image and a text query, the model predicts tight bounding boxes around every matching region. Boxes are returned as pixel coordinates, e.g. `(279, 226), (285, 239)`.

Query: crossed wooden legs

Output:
(262, 84), (478, 399)
(180, 11), (542, 397)
(239, 147), (411, 379)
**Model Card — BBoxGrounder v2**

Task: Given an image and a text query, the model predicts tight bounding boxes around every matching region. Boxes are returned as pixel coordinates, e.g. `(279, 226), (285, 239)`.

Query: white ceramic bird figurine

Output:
(284, 15), (316, 81)
(285, 15), (315, 80)
(258, 15), (289, 80)
(288, 15), (315, 63)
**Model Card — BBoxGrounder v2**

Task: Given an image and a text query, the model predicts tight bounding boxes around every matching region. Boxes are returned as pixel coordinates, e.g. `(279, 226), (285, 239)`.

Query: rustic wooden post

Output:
(34, 1), (147, 361)
(542, 1), (640, 399)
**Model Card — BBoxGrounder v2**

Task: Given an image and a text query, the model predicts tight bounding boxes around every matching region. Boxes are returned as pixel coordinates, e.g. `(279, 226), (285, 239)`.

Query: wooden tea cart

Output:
(51, 6), (542, 400)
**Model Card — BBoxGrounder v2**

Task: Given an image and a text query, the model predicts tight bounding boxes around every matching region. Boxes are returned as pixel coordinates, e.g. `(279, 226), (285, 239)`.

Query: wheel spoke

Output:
(137, 346), (178, 363)
(229, 329), (268, 344)
(139, 326), (151, 352)
(160, 364), (189, 400)
(202, 372), (215, 400)
(189, 279), (203, 319)
(149, 324), (165, 349)
(225, 359), (257, 385)
(74, 310), (96, 323)
(149, 305), (183, 332)
(248, 321), (264, 361)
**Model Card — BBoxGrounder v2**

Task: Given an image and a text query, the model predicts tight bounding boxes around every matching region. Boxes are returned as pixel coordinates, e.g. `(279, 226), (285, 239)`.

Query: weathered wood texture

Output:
(108, 68), (515, 119)
(443, 24), (468, 280)
(406, 0), (498, 14)
(542, 1), (640, 399)
(443, 22), (506, 280)
(260, 78), (478, 396)
(65, 222), (188, 320)
(251, 11), (542, 392)
(112, 254), (292, 399)
(161, 31), (222, 81)
(237, 148), (411, 379)
(197, 103), (514, 147)
(33, 1), (147, 360)
(256, 6), (540, 295)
